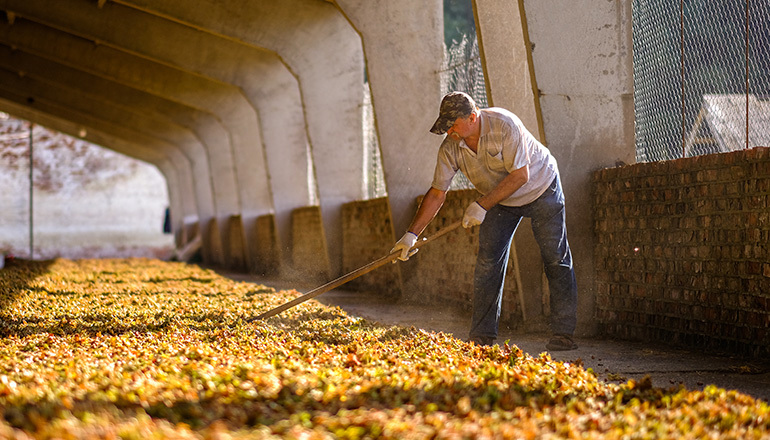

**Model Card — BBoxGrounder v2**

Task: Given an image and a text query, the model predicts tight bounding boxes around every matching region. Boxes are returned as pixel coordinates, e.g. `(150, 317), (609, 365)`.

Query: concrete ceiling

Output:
(0, 0), (370, 269)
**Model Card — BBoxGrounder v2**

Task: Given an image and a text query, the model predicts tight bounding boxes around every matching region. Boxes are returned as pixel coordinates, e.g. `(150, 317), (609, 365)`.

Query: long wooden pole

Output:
(249, 220), (462, 321)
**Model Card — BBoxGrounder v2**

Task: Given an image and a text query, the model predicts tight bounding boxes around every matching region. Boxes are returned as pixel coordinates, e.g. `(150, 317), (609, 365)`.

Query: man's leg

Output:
(468, 206), (521, 344)
(528, 176), (578, 344)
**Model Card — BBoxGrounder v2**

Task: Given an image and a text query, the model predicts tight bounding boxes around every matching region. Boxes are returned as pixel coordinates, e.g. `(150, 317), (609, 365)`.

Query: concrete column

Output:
(241, 60), (313, 276)
(473, 0), (541, 137)
(473, 0), (548, 327)
(333, 0), (446, 290)
(520, 0), (636, 335)
(116, 0), (366, 277)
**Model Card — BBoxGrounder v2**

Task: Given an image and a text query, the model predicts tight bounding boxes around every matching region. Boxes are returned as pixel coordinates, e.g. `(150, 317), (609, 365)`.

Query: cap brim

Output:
(430, 117), (451, 135)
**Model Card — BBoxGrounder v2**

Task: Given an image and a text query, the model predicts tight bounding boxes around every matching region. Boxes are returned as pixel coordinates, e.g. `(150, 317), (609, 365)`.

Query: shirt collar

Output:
(478, 109), (491, 138)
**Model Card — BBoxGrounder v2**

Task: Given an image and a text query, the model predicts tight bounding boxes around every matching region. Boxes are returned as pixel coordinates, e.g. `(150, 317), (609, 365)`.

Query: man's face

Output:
(446, 113), (474, 141)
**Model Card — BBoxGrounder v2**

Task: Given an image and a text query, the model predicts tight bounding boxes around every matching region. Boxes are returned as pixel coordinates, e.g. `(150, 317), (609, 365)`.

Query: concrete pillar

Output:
(333, 0), (446, 292)
(472, 0), (549, 327)
(519, 0), (636, 335)
(473, 0), (541, 137)
(116, 0), (366, 277)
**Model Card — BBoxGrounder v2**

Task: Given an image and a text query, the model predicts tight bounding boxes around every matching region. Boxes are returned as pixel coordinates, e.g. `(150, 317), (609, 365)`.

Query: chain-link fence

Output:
(362, 33), (488, 199)
(440, 33), (488, 109)
(633, 0), (770, 162)
(362, 82), (387, 200)
(440, 33), (488, 190)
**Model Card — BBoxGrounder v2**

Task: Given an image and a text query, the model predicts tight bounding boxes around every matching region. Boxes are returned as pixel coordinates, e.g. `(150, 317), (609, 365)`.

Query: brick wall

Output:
(226, 215), (247, 272)
(339, 190), (524, 329)
(593, 147), (770, 357)
(340, 197), (400, 298)
(291, 206), (331, 281)
(250, 214), (280, 277)
(206, 218), (224, 267)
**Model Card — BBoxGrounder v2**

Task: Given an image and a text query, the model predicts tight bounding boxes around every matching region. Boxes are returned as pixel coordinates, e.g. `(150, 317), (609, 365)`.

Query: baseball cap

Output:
(430, 91), (477, 134)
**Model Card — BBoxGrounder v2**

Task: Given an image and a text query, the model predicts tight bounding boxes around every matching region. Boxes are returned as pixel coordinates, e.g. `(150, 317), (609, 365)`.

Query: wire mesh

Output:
(440, 33), (488, 190)
(362, 82), (387, 199)
(632, 0), (770, 162)
(361, 33), (488, 198)
(440, 33), (489, 109)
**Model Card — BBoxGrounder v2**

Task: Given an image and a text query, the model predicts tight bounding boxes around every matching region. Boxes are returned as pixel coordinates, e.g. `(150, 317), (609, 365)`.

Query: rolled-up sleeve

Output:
(431, 144), (458, 191)
(502, 123), (527, 173)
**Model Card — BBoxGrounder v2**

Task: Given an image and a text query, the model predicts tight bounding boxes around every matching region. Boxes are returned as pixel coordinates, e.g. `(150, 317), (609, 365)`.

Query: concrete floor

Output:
(226, 273), (770, 404)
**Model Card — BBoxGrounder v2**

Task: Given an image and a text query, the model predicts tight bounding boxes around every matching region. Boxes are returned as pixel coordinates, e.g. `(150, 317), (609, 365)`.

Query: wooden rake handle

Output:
(248, 220), (463, 321)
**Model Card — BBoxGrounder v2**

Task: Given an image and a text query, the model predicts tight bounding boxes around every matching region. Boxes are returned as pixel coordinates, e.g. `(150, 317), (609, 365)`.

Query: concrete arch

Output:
(0, 58), (224, 263)
(116, 0), (366, 276)
(0, 97), (195, 245)
(0, 44), (230, 263)
(0, 76), (216, 261)
(0, 18), (256, 265)
(10, 0), (311, 274)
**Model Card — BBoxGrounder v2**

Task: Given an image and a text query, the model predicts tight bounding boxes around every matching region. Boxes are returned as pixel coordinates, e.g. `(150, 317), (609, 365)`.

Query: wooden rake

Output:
(248, 220), (462, 321)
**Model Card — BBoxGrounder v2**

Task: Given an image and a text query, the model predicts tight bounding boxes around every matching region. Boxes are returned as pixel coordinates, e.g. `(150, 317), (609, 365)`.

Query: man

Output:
(391, 91), (578, 351)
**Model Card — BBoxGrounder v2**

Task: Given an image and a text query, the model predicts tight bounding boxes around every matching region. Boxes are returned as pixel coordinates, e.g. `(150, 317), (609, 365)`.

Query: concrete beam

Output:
(116, 0), (366, 277)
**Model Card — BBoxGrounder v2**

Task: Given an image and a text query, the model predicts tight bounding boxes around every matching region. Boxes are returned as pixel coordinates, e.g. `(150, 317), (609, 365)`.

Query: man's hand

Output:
(390, 232), (418, 261)
(462, 201), (487, 228)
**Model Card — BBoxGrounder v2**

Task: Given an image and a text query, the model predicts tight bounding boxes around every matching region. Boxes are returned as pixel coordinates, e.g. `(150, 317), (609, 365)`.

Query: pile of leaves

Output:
(0, 258), (768, 439)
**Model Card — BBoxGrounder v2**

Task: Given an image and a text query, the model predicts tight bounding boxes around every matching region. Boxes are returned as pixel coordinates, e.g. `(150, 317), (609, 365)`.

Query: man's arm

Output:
(476, 164), (529, 210)
(391, 187), (448, 261)
(407, 187), (447, 236)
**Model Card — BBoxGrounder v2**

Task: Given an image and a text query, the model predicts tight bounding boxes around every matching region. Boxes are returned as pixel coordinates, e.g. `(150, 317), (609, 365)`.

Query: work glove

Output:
(390, 232), (418, 261)
(462, 201), (487, 228)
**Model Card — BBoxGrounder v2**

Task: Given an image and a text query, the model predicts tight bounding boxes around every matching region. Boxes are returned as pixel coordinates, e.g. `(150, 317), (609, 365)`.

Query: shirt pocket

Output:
(484, 149), (507, 172)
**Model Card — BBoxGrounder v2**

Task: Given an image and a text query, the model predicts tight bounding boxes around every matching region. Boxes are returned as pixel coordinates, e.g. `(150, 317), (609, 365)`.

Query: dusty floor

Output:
(223, 272), (770, 404)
